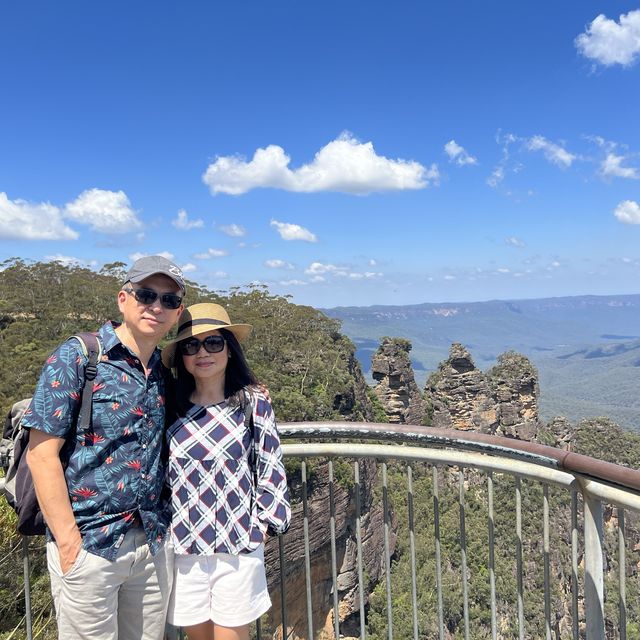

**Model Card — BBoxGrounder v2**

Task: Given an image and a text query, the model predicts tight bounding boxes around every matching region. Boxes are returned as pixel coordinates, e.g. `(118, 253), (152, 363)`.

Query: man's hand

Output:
(58, 533), (83, 574)
(27, 429), (83, 573)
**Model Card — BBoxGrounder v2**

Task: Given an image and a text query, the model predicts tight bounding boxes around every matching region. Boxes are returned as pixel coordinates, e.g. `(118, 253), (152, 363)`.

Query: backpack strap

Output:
(242, 389), (258, 487)
(70, 332), (102, 433)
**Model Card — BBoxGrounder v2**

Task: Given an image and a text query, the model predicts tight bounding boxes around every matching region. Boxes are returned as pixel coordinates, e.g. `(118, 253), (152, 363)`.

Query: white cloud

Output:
(130, 251), (175, 262)
(181, 263), (197, 272)
(212, 270), (228, 278)
(0, 192), (78, 240)
(614, 200), (640, 224)
(305, 262), (345, 275)
(265, 259), (294, 269)
(444, 140), (478, 166)
(218, 223), (246, 237)
(279, 279), (308, 286)
(271, 220), (317, 242)
(44, 254), (97, 268)
(347, 271), (382, 279)
(487, 166), (505, 188)
(525, 136), (576, 168)
(65, 189), (142, 233)
(172, 209), (204, 230)
(193, 248), (228, 259)
(600, 153), (639, 179)
(575, 10), (640, 67)
(202, 132), (438, 195)
(505, 236), (525, 247)
(497, 268), (511, 274)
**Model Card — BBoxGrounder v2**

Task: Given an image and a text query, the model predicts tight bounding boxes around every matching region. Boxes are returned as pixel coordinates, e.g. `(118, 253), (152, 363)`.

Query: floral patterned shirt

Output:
(22, 321), (170, 561)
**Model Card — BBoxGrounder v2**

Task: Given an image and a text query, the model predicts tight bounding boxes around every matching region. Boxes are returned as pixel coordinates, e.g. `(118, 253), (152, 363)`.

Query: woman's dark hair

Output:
(170, 328), (258, 418)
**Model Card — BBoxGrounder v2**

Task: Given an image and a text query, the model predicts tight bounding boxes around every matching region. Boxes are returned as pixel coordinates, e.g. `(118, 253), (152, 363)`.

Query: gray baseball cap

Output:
(125, 255), (186, 292)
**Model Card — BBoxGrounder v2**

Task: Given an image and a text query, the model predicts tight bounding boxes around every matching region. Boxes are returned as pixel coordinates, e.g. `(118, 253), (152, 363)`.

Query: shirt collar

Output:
(98, 321), (162, 368)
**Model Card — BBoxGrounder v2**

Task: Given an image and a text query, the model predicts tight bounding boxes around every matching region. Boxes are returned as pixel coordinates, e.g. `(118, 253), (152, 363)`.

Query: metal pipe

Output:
(582, 489), (605, 638)
(488, 472), (497, 640)
(329, 460), (340, 640)
(282, 444), (577, 491)
(22, 537), (32, 640)
(543, 484), (551, 640)
(407, 465), (419, 640)
(355, 460), (365, 640)
(516, 477), (524, 640)
(433, 466), (445, 640)
(383, 462), (393, 640)
(302, 461), (314, 640)
(459, 469), (469, 640)
(619, 507), (627, 640)
(571, 491), (579, 640)
(278, 534), (288, 640)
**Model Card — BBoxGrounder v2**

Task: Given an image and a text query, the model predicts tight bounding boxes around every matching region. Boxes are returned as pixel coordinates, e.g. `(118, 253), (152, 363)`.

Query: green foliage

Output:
(365, 462), (640, 639)
(0, 261), (375, 637)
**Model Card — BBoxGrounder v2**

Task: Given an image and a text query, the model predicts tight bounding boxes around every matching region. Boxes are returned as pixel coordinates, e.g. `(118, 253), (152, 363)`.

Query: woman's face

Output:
(181, 329), (229, 384)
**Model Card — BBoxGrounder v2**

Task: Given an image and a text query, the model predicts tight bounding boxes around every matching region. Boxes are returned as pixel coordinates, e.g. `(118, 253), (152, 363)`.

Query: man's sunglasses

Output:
(179, 335), (226, 356)
(124, 287), (183, 310)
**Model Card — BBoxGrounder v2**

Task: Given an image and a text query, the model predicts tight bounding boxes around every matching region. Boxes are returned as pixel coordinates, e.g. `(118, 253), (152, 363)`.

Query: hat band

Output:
(178, 318), (230, 334)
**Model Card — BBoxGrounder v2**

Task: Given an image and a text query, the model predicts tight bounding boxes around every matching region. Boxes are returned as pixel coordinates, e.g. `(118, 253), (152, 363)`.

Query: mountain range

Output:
(322, 294), (640, 431)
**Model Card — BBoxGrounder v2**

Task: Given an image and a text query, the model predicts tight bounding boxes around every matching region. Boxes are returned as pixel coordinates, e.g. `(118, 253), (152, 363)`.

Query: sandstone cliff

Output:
(371, 337), (426, 425)
(423, 343), (541, 437)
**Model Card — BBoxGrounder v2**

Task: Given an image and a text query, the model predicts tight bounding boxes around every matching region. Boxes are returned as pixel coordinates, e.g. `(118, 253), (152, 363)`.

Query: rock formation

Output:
(486, 350), (540, 439)
(421, 343), (542, 437)
(371, 337), (426, 424)
(424, 343), (499, 432)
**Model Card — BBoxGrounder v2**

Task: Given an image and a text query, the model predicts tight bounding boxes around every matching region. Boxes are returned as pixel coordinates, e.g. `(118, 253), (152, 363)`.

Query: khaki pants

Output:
(47, 527), (174, 640)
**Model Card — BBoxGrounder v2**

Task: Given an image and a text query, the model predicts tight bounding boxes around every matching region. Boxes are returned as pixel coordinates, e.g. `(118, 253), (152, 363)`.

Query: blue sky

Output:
(1, 1), (639, 308)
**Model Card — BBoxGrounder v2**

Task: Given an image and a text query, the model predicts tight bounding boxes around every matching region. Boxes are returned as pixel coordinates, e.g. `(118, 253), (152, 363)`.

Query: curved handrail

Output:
(279, 421), (640, 493)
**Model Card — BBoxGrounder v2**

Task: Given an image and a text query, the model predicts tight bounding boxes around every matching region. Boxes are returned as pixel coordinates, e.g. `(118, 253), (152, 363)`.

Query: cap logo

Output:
(169, 265), (184, 278)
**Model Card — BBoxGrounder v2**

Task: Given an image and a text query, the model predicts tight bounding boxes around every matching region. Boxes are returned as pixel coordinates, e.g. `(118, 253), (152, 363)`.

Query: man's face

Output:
(117, 274), (184, 343)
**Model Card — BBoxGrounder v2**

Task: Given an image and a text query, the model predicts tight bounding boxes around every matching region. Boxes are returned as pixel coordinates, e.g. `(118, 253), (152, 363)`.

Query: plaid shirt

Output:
(22, 322), (170, 561)
(167, 388), (291, 555)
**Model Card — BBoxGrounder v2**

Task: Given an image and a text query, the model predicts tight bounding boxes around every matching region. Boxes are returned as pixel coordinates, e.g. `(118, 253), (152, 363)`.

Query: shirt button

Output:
(142, 444), (147, 449)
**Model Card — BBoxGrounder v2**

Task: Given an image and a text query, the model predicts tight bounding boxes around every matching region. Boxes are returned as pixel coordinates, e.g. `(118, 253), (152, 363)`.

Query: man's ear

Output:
(116, 289), (128, 312)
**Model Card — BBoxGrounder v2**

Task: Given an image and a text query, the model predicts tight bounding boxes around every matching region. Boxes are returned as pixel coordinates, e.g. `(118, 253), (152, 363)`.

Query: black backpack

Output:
(0, 333), (102, 535)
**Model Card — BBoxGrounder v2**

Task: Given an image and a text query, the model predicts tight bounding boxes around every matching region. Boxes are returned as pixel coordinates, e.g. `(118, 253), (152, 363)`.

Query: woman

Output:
(162, 303), (291, 640)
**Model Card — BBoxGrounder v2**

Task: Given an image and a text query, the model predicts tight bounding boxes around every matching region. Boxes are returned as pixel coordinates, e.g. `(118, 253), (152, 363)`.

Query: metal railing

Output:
(267, 422), (640, 640)
(9, 422), (640, 639)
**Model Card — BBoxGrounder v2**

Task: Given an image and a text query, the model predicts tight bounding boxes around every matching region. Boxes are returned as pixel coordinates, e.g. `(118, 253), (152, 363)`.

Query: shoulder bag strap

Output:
(71, 332), (102, 433)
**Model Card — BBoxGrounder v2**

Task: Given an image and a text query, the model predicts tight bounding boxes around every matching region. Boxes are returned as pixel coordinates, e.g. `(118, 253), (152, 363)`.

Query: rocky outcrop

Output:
(424, 343), (542, 437)
(486, 351), (540, 439)
(425, 343), (499, 432)
(371, 337), (426, 424)
(263, 459), (396, 640)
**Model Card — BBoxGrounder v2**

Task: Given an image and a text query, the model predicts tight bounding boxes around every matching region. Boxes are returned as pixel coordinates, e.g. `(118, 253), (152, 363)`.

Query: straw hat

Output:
(161, 303), (252, 367)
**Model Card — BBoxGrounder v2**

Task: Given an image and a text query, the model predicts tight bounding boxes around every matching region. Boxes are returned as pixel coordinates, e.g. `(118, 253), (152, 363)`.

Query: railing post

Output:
(22, 536), (33, 640)
(583, 490), (605, 639)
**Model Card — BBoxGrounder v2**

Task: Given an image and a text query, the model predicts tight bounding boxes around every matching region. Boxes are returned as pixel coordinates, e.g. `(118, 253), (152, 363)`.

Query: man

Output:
(24, 255), (185, 640)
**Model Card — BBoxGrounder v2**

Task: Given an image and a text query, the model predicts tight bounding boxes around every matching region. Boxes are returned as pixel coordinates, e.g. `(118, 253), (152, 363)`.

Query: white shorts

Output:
(167, 545), (271, 628)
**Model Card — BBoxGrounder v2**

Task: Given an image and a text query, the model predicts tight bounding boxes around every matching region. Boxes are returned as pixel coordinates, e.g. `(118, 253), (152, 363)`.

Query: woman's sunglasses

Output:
(124, 287), (183, 310)
(179, 335), (226, 356)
